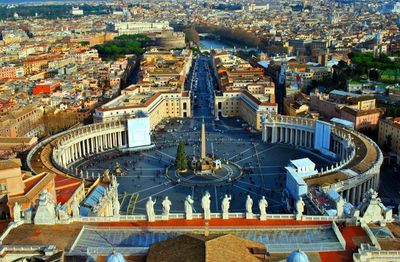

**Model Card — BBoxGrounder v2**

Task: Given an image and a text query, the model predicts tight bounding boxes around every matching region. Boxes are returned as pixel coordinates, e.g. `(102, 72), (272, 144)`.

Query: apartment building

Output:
(378, 117), (400, 155)
(0, 104), (44, 138)
(212, 51), (278, 130)
(310, 90), (382, 130)
(94, 86), (191, 129)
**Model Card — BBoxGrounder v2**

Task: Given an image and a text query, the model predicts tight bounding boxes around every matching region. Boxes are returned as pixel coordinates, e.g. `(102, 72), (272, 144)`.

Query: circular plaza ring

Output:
(165, 161), (243, 187)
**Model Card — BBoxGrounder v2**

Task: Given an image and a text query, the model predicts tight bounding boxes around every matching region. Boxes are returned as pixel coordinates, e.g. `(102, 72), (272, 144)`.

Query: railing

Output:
(361, 223), (382, 250)
(0, 221), (23, 244)
(71, 213), (344, 223)
(266, 242), (343, 252)
(332, 221), (346, 250)
(86, 246), (149, 255)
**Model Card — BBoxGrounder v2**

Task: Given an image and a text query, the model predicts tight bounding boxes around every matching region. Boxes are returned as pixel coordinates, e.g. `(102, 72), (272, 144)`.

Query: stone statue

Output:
(13, 202), (21, 222)
(106, 195), (113, 216)
(296, 197), (305, 219)
(201, 191), (211, 220)
(115, 162), (121, 175)
(33, 190), (56, 225)
(55, 203), (61, 220)
(221, 194), (231, 219)
(246, 195), (253, 214)
(162, 196), (172, 219)
(113, 195), (120, 217)
(185, 195), (194, 220)
(146, 197), (156, 222)
(71, 196), (80, 218)
(102, 169), (111, 183)
(259, 196), (268, 220)
(336, 197), (345, 218)
(58, 206), (68, 222)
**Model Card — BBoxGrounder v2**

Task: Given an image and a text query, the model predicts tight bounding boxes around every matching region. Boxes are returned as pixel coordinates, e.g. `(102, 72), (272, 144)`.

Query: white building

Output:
(285, 158), (318, 201)
(106, 21), (172, 36)
(71, 7), (84, 16)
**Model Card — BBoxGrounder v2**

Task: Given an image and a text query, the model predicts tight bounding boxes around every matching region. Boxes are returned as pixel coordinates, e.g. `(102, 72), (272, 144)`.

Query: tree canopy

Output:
(94, 34), (151, 60)
(175, 139), (188, 172)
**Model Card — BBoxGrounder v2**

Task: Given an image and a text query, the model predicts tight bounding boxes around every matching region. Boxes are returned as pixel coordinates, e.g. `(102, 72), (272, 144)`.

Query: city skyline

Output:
(0, 0), (398, 261)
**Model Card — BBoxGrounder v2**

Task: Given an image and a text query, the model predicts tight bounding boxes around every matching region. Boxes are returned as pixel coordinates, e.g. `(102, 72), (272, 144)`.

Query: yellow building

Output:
(94, 49), (193, 129)
(0, 104), (44, 138)
(212, 51), (278, 130)
(214, 90), (277, 130)
(94, 86), (191, 130)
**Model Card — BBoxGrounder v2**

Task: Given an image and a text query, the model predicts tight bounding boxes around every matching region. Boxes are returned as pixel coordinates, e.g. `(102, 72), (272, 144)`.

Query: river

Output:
(199, 37), (234, 50)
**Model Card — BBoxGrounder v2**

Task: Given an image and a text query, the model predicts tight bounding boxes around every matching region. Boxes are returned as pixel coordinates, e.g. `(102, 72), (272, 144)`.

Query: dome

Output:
(106, 251), (126, 262)
(287, 249), (309, 262)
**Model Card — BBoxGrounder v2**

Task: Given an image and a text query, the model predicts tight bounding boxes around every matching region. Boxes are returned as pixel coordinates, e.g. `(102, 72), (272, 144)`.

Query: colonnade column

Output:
(285, 128), (289, 143)
(356, 184), (362, 204)
(351, 187), (356, 204)
(271, 126), (277, 143)
(290, 129), (294, 144)
(300, 130), (303, 147)
(118, 132), (122, 147)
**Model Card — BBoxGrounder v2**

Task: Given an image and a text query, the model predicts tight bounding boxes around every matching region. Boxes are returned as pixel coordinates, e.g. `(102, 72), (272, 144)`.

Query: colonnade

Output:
(263, 125), (315, 148)
(53, 121), (127, 169)
(261, 114), (382, 206)
(339, 174), (380, 205)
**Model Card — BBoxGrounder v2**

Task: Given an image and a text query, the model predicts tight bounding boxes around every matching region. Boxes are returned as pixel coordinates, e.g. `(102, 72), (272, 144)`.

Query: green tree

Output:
(80, 41), (90, 46)
(183, 27), (200, 43)
(175, 139), (188, 171)
(368, 69), (380, 81)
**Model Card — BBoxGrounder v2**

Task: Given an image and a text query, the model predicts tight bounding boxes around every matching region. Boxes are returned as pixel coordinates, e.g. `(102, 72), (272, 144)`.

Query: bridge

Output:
(199, 46), (260, 53)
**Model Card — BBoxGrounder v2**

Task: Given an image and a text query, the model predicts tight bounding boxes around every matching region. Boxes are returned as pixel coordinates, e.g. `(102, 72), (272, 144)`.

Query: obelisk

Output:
(201, 117), (206, 159)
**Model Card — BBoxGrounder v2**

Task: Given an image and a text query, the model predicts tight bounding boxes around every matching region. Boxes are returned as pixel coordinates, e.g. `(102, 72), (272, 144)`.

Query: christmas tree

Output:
(175, 139), (188, 171)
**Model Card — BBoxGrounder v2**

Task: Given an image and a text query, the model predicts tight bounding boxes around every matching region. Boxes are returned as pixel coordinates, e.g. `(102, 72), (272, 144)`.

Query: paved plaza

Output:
(77, 117), (332, 214)
(76, 57), (332, 215)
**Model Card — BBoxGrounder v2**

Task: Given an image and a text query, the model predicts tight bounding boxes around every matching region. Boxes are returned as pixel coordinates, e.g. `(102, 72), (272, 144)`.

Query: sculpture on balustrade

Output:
(71, 196), (80, 218)
(221, 194), (231, 219)
(146, 197), (156, 222)
(185, 195), (194, 220)
(162, 196), (172, 220)
(114, 162), (121, 176)
(357, 190), (393, 225)
(245, 195), (253, 219)
(106, 194), (113, 216)
(295, 197), (305, 220)
(111, 175), (118, 189)
(13, 202), (21, 222)
(34, 190), (57, 225)
(58, 205), (69, 222)
(56, 203), (61, 219)
(102, 169), (111, 183)
(112, 194), (120, 217)
(259, 196), (268, 221)
(336, 197), (345, 218)
(201, 191), (211, 220)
